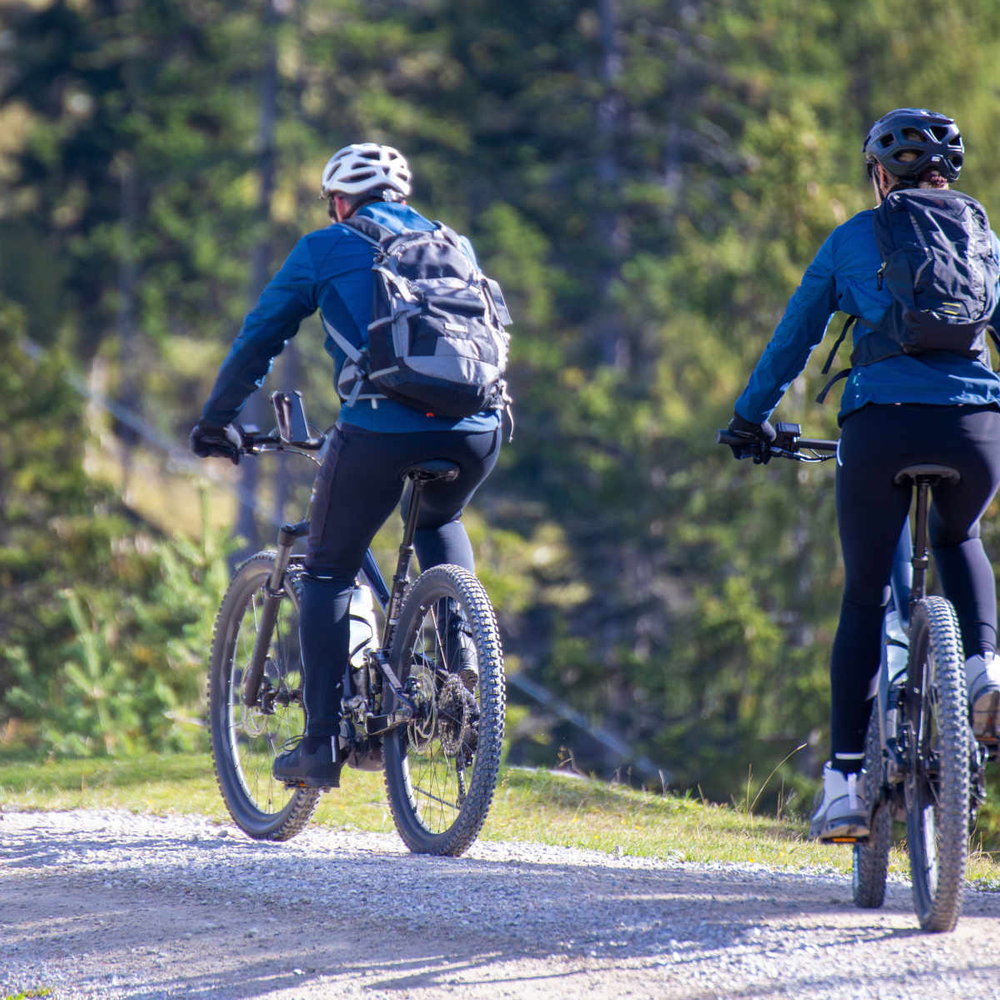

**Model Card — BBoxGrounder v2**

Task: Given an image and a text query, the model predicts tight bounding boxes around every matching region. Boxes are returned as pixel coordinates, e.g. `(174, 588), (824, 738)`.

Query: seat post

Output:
(386, 477), (425, 632)
(910, 478), (932, 607)
(892, 463), (960, 610)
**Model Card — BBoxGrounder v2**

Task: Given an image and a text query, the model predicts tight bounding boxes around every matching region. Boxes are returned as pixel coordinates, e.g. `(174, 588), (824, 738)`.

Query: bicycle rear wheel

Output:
(904, 596), (969, 932)
(383, 564), (505, 856)
(207, 552), (319, 841)
(852, 706), (891, 909)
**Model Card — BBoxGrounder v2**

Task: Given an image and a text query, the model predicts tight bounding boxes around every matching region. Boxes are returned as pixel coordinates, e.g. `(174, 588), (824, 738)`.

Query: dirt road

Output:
(2, 809), (999, 999)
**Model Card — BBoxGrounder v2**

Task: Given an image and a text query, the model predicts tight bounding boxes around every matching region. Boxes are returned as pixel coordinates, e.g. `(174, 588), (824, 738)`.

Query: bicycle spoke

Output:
(209, 556), (318, 841)
(409, 783), (461, 812)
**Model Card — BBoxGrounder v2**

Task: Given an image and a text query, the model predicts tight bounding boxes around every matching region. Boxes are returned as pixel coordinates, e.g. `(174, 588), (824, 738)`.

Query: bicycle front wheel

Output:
(383, 564), (505, 856)
(904, 596), (970, 932)
(853, 705), (891, 909)
(207, 552), (319, 841)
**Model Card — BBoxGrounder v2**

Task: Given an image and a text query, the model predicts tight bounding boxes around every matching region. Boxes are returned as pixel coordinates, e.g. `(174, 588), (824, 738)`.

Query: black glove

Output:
(726, 411), (776, 464)
(189, 422), (243, 465)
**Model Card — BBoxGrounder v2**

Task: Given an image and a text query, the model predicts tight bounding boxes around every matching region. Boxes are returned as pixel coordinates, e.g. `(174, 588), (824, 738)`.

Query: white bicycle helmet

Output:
(319, 142), (412, 199)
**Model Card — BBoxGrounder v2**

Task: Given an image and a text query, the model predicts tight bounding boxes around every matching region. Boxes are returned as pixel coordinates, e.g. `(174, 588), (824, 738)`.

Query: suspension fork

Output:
(241, 520), (310, 707)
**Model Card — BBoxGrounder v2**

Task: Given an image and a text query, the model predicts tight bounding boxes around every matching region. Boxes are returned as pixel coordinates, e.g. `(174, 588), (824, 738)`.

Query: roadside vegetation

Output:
(3, 752), (1000, 891)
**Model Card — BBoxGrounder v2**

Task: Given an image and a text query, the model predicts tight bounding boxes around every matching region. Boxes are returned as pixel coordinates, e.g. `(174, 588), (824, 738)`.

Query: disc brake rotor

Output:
(437, 675), (479, 764)
(406, 662), (438, 752)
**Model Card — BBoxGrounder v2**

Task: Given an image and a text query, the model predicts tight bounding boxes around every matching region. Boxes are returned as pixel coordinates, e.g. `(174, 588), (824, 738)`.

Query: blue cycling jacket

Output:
(735, 205), (1000, 426)
(200, 201), (501, 434)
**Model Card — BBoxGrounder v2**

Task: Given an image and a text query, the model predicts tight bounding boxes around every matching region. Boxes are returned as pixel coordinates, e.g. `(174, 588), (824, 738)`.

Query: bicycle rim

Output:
(208, 553), (318, 841)
(904, 596), (969, 932)
(383, 564), (505, 856)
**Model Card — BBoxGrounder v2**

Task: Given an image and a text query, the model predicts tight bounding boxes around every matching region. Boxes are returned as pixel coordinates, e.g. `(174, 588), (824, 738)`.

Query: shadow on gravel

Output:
(4, 815), (1000, 1000)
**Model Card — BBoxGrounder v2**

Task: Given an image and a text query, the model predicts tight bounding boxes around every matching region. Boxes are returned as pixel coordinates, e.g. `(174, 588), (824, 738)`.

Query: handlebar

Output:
(238, 425), (326, 456)
(716, 421), (837, 463)
(238, 391), (327, 458)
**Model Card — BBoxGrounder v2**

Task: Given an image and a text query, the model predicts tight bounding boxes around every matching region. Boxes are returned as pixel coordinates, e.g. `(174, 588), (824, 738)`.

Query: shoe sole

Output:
(971, 689), (1000, 743)
(812, 818), (870, 843)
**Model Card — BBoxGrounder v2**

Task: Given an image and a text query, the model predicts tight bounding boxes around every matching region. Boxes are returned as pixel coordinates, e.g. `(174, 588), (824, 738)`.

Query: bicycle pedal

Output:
(829, 835), (864, 844)
(278, 778), (336, 791)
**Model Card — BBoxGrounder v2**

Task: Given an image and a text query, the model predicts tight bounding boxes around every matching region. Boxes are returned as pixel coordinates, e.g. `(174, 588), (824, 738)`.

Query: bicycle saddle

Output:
(893, 464), (961, 486)
(403, 459), (460, 483)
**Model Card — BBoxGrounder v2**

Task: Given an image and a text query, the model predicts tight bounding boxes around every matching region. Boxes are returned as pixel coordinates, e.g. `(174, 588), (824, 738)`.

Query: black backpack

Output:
(326, 217), (512, 419)
(817, 188), (1000, 403)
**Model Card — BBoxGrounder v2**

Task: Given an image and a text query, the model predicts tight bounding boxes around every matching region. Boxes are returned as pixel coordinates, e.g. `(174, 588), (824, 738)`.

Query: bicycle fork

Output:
(241, 520), (310, 707)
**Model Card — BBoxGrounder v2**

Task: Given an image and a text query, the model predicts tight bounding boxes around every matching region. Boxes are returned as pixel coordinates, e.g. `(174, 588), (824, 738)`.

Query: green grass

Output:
(4, 751), (999, 888)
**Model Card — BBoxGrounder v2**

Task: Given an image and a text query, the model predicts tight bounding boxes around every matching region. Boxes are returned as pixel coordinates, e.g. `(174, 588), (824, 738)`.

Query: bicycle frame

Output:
(210, 390), (506, 856)
(874, 473), (991, 789)
(718, 421), (985, 927)
(874, 523), (913, 784)
(238, 395), (451, 741)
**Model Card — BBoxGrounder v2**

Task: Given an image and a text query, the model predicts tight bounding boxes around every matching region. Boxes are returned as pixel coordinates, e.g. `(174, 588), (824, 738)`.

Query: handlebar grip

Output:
(716, 429), (749, 447)
(237, 425), (280, 453)
(796, 438), (838, 453)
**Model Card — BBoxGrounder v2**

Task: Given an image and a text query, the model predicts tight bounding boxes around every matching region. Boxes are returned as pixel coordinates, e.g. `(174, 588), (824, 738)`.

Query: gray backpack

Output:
(326, 217), (511, 419)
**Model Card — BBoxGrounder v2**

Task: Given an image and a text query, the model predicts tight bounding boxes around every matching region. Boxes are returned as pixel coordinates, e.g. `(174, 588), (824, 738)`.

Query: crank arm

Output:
(365, 706), (415, 736)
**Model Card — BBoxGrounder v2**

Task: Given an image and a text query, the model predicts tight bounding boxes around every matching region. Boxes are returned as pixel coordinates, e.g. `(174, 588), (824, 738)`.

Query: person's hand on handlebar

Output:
(189, 422), (244, 465)
(725, 411), (776, 464)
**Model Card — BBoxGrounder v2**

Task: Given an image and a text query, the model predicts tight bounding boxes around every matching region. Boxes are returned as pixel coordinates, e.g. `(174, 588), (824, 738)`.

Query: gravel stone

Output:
(1, 808), (998, 999)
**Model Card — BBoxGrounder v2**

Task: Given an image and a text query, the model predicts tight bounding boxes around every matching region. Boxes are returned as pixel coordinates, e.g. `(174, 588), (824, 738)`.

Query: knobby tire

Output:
(852, 706), (891, 909)
(904, 596), (970, 933)
(207, 552), (318, 841)
(383, 564), (505, 856)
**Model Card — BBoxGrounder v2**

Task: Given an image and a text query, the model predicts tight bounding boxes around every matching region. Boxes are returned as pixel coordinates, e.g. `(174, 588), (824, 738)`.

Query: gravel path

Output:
(2, 808), (999, 999)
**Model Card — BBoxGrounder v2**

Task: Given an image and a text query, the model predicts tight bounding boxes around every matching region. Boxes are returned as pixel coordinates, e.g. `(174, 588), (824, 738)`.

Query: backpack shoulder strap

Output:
(337, 217), (395, 248)
(814, 315), (857, 405)
(431, 221), (462, 244)
(819, 315), (856, 376)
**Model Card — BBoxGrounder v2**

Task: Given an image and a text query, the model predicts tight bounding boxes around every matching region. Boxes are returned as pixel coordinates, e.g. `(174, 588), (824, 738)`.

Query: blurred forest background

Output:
(4, 0), (1000, 824)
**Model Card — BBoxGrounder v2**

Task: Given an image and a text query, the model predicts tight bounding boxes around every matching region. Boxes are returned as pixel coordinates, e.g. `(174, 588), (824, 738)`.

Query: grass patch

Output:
(5, 752), (999, 888)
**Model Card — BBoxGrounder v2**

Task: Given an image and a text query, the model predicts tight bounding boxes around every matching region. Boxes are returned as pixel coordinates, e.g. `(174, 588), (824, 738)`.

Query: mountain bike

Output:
(850, 466), (989, 933)
(717, 421), (986, 932)
(207, 391), (506, 856)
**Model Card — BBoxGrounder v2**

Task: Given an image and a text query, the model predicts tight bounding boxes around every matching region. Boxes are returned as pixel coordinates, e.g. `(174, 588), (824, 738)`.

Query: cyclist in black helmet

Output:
(727, 108), (1000, 841)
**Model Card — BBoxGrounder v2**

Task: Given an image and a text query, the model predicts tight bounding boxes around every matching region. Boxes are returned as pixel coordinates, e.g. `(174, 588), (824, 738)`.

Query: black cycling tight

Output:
(831, 403), (1000, 769)
(299, 422), (501, 741)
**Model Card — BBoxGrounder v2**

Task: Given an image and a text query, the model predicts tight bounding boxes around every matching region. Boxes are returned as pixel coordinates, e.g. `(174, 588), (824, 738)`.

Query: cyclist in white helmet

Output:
(320, 142), (412, 205)
(190, 142), (502, 788)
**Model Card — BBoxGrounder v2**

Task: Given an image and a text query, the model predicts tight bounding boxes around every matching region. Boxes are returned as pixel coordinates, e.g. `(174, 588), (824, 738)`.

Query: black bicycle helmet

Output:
(862, 107), (963, 182)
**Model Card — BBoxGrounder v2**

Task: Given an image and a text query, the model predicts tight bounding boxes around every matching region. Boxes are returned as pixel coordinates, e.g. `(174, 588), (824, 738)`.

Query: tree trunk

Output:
(593, 0), (628, 371)
(235, 0), (281, 550)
